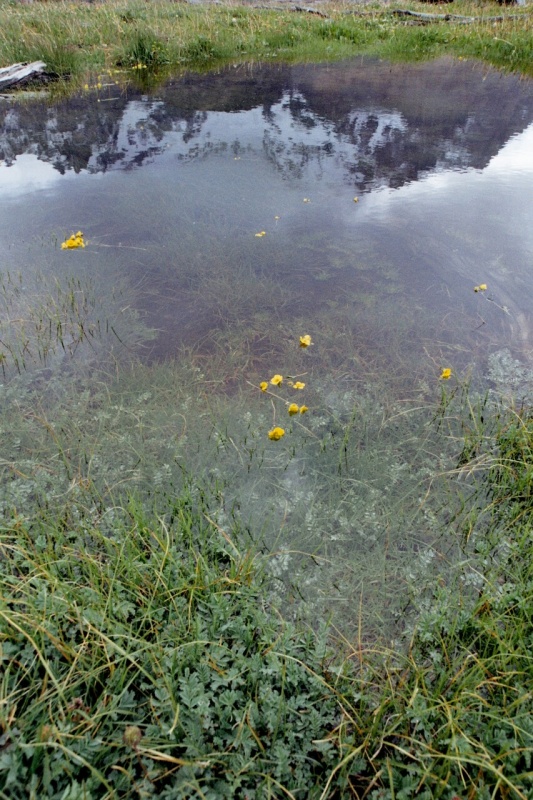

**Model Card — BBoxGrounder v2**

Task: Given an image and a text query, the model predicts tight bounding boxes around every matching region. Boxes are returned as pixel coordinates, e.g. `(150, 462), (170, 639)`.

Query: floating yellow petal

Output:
(292, 381), (305, 390)
(440, 368), (452, 380)
(268, 427), (285, 441)
(270, 374), (283, 386)
(61, 231), (85, 250)
(260, 381), (269, 392)
(299, 335), (312, 348)
(299, 405), (308, 414)
(288, 403), (299, 416)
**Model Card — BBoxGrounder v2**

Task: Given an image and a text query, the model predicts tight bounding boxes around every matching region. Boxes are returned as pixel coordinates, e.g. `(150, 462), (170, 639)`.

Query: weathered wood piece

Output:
(390, 8), (524, 22)
(292, 5), (329, 17)
(253, 3), (329, 14)
(0, 61), (47, 91)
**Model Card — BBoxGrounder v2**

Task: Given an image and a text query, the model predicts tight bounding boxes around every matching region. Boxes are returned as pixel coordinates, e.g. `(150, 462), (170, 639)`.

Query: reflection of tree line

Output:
(1, 59), (532, 188)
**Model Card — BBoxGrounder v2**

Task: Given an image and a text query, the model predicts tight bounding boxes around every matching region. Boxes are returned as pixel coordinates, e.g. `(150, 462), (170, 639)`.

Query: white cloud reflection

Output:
(0, 152), (76, 197)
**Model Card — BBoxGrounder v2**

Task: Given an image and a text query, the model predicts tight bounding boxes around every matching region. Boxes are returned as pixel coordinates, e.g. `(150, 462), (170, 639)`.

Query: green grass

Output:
(1, 384), (532, 798)
(0, 0), (532, 96)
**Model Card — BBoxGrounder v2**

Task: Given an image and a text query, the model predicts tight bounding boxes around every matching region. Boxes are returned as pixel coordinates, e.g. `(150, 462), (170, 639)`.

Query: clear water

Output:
(1, 57), (533, 637)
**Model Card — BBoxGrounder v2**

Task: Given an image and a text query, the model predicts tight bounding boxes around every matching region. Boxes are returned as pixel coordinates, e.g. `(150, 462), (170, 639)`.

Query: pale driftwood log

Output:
(390, 8), (525, 22)
(292, 5), (329, 16)
(0, 61), (47, 91)
(253, 3), (329, 14)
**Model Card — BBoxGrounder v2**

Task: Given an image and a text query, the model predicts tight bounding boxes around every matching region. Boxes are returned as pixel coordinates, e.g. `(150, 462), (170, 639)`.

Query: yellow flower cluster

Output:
(474, 283), (487, 293)
(261, 335), (312, 440)
(288, 403), (308, 416)
(61, 231), (85, 250)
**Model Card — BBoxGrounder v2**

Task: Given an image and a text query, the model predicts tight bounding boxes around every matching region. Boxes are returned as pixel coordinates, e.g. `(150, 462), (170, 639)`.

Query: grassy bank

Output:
(1, 385), (532, 798)
(0, 0), (532, 94)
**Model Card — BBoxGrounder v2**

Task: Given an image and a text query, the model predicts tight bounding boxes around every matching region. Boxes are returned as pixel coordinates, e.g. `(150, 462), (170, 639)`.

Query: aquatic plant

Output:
(0, 383), (532, 798)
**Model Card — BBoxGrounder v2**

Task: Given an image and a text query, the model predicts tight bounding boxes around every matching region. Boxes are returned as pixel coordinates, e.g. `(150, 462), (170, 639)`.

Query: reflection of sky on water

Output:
(0, 153), (75, 196)
(1, 110), (531, 202)
(487, 123), (533, 174)
(358, 122), (533, 269)
(1, 86), (531, 195)
(1, 58), (533, 370)
(83, 93), (410, 185)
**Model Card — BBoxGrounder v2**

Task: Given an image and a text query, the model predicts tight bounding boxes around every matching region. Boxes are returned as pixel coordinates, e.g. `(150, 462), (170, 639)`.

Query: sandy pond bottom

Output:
(1, 56), (533, 637)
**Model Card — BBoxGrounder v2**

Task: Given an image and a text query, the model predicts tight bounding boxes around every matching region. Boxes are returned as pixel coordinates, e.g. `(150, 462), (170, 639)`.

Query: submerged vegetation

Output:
(1, 361), (532, 797)
(0, 0), (532, 94)
(0, 266), (532, 795)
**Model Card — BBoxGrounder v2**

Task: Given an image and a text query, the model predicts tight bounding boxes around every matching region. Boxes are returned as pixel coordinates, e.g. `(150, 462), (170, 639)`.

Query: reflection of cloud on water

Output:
(340, 121), (533, 353)
(485, 122), (533, 175)
(0, 153), (76, 197)
(2, 60), (533, 197)
(82, 89), (424, 190)
(357, 121), (533, 241)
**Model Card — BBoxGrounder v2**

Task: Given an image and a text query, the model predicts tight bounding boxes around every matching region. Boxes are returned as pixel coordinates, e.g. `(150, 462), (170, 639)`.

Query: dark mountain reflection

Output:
(1, 57), (532, 191)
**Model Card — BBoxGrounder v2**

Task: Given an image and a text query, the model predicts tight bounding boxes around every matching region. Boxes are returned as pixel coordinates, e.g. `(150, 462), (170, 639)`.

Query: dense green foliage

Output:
(0, 0), (532, 94)
(1, 397), (532, 798)
(0, 493), (347, 798)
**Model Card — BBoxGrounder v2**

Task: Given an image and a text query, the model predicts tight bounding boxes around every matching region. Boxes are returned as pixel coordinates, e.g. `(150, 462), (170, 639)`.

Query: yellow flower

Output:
(299, 405), (308, 414)
(288, 403), (299, 416)
(260, 381), (268, 392)
(299, 335), (312, 348)
(268, 427), (285, 441)
(353, 197), (359, 203)
(474, 283), (487, 292)
(270, 374), (283, 386)
(440, 368), (452, 380)
(292, 381), (305, 390)
(61, 231), (85, 250)
(255, 231), (266, 238)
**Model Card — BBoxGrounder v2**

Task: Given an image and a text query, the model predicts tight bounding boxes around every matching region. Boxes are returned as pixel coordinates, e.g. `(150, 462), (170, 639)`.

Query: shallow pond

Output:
(1, 57), (533, 637)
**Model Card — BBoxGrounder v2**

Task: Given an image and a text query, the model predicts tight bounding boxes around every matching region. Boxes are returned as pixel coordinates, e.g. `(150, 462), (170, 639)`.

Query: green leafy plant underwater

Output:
(1, 386), (533, 798)
(0, 244), (531, 797)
